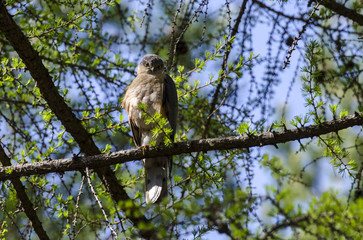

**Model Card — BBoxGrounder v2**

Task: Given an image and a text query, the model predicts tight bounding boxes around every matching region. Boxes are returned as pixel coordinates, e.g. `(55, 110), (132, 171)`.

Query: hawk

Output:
(122, 54), (178, 203)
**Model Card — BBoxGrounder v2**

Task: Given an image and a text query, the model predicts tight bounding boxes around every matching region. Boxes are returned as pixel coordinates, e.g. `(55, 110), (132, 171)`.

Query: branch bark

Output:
(253, 0), (305, 21)
(1, 113), (362, 180)
(254, 0), (363, 26)
(320, 0), (363, 26)
(0, 3), (153, 238)
(0, 145), (50, 240)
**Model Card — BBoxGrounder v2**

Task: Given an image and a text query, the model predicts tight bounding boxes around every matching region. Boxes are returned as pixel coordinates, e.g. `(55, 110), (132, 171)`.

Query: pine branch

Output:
(1, 113), (362, 181)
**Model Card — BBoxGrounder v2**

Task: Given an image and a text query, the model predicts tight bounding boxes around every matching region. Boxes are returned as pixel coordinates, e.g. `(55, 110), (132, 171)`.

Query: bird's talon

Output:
(141, 145), (150, 156)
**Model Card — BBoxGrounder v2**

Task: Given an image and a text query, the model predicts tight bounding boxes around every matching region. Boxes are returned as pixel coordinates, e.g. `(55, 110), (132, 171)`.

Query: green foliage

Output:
(140, 107), (175, 147)
(0, 221), (7, 240)
(0, 0), (362, 239)
(236, 121), (259, 135)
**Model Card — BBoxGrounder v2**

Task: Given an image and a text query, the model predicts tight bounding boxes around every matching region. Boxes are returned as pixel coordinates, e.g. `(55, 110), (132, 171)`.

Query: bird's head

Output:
(137, 54), (166, 76)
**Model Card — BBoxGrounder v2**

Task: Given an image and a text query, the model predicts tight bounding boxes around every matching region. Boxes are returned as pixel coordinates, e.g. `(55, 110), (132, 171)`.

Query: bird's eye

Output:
(145, 62), (150, 67)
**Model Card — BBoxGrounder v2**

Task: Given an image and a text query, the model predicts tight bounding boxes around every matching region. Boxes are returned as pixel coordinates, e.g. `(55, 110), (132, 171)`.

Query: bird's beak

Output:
(150, 67), (155, 72)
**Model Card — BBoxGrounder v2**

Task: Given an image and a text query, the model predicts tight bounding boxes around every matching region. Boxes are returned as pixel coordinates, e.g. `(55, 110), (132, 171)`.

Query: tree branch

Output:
(320, 0), (363, 26)
(0, 3), (154, 238)
(253, 0), (305, 22)
(0, 145), (50, 240)
(255, 0), (363, 26)
(1, 113), (362, 181)
(259, 215), (310, 240)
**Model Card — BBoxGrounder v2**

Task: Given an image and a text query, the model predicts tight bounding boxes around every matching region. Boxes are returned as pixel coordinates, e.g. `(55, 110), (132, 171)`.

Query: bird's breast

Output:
(123, 74), (165, 129)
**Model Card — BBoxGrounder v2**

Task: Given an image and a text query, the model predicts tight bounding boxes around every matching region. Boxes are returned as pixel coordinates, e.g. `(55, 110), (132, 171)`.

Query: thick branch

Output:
(255, 0), (363, 26)
(0, 145), (50, 240)
(320, 0), (363, 26)
(1, 113), (362, 180)
(0, 3), (153, 238)
(253, 0), (305, 21)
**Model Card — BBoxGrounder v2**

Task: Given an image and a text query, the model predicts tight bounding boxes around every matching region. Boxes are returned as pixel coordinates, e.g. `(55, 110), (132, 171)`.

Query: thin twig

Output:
(85, 168), (118, 239)
(283, 1), (321, 69)
(72, 175), (85, 240)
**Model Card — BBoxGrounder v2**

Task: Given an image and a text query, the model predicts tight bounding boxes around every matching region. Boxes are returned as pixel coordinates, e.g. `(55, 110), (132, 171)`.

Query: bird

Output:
(122, 54), (178, 204)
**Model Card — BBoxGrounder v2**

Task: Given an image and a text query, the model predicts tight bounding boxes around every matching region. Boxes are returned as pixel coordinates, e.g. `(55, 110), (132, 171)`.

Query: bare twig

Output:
(85, 168), (117, 239)
(283, 1), (321, 69)
(72, 175), (85, 240)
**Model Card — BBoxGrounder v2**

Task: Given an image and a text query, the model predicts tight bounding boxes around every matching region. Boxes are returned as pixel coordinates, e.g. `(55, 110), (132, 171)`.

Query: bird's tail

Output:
(144, 157), (168, 204)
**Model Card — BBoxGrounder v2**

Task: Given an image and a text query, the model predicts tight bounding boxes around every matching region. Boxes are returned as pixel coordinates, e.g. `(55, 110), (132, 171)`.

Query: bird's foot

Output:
(140, 145), (150, 156)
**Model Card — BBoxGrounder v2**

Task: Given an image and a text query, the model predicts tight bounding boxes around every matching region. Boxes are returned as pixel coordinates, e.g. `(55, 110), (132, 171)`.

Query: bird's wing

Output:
(163, 74), (178, 137)
(129, 117), (142, 147)
(122, 76), (144, 147)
